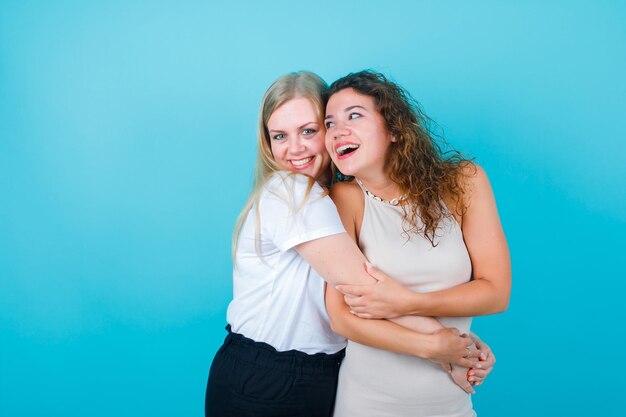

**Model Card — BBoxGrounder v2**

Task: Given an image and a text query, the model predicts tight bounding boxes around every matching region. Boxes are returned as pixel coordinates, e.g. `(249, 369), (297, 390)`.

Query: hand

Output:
(450, 363), (476, 394)
(335, 262), (414, 319)
(467, 334), (496, 386)
(426, 328), (481, 368)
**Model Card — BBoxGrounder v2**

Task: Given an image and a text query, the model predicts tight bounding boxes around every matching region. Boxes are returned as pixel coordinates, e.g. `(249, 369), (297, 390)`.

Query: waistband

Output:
(220, 325), (345, 376)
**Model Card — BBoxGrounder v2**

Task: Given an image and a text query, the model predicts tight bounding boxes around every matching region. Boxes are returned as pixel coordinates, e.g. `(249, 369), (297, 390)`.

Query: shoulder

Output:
(456, 163), (496, 212)
(265, 171), (311, 188)
(329, 180), (364, 237)
(459, 162), (490, 192)
(263, 171), (322, 196)
(330, 180), (362, 205)
(444, 162), (491, 219)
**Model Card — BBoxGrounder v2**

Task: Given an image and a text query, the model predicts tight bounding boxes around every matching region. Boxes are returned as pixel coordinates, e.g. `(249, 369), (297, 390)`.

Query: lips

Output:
(334, 142), (360, 160)
(289, 156), (314, 169)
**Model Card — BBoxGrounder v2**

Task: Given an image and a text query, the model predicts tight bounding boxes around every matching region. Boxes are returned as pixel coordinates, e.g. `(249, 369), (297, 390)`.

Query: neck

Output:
(356, 175), (402, 202)
(316, 170), (331, 188)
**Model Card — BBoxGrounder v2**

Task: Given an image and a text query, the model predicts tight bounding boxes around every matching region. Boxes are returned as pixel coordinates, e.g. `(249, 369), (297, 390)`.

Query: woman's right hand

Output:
(426, 328), (481, 368)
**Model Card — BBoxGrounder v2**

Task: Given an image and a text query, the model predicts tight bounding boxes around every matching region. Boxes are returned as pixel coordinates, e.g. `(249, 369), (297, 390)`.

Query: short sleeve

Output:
(259, 172), (346, 252)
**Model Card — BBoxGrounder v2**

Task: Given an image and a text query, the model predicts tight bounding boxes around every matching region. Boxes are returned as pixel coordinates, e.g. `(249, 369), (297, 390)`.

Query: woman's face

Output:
(267, 97), (330, 181)
(324, 88), (394, 178)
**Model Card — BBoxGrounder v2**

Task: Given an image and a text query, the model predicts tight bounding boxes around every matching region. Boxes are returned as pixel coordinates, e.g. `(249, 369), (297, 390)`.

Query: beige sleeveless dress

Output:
(332, 183), (476, 417)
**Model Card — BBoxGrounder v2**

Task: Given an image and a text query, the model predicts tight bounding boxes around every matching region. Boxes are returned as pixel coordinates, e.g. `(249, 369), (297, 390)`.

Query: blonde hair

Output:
(232, 71), (329, 258)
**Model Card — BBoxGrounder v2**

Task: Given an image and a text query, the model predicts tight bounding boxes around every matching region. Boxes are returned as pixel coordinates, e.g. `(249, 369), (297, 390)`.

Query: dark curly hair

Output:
(327, 70), (475, 245)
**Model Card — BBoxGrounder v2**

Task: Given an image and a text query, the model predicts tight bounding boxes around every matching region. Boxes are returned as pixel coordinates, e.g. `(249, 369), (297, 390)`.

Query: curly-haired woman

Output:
(324, 71), (511, 417)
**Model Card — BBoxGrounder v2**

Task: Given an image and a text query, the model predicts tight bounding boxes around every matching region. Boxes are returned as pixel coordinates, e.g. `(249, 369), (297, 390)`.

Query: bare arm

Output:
(337, 165), (511, 318)
(325, 284), (476, 367)
(296, 182), (477, 368)
(295, 218), (447, 335)
(294, 182), (445, 335)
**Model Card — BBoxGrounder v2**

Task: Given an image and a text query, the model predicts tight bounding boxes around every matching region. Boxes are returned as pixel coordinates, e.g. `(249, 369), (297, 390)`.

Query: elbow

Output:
(491, 289), (511, 314)
(478, 276), (511, 315)
(473, 289), (510, 315)
(328, 316), (344, 336)
(493, 297), (509, 314)
(328, 312), (350, 339)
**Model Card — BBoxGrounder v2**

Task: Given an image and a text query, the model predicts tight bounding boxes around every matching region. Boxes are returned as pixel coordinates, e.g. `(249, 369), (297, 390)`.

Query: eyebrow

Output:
(325, 105), (367, 120)
(269, 121), (318, 133)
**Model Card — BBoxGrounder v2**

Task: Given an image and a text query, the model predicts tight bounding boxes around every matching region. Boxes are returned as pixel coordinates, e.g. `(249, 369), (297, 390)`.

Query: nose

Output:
(330, 122), (351, 140)
(287, 136), (306, 154)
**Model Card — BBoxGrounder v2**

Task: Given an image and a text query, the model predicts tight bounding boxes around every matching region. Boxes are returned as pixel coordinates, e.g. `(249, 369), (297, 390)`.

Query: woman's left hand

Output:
(467, 334), (496, 386)
(335, 262), (415, 319)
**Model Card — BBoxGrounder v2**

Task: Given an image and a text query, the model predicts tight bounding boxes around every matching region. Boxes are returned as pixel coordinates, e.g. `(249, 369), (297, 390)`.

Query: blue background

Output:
(1, 1), (625, 416)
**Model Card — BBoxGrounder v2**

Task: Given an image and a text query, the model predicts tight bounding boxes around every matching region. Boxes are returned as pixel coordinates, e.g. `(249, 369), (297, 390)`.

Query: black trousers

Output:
(205, 326), (345, 417)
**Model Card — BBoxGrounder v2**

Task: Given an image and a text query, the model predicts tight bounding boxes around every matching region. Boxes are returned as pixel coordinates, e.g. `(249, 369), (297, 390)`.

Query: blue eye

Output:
(303, 128), (316, 135)
(272, 133), (286, 140)
(349, 112), (362, 120)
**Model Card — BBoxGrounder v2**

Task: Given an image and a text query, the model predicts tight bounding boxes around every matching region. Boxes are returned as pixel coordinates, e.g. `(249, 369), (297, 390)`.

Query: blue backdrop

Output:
(1, 1), (625, 416)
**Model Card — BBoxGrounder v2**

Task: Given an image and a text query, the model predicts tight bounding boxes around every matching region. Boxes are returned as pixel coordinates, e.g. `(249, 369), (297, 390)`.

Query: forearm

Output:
(326, 286), (477, 367)
(390, 315), (444, 334)
(329, 300), (435, 359)
(407, 278), (510, 317)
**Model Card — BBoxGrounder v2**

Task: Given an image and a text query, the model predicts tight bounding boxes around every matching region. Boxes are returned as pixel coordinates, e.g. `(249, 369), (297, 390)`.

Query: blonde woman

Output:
(205, 72), (493, 417)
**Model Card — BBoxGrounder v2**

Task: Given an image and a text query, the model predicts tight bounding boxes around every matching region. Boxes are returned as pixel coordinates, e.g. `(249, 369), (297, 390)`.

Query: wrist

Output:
(412, 332), (436, 360)
(407, 291), (429, 316)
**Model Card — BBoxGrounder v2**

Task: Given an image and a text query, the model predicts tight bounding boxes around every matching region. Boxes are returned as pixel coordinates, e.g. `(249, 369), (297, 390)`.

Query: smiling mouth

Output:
(290, 156), (314, 167)
(336, 144), (360, 156)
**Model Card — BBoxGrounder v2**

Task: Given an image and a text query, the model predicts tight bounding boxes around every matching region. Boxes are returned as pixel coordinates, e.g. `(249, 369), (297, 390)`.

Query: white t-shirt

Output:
(227, 172), (347, 354)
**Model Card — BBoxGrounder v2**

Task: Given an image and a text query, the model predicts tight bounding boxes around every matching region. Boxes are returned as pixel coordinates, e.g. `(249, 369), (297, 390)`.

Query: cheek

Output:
(309, 134), (326, 156)
(324, 133), (333, 154)
(269, 141), (281, 158)
(269, 142), (289, 169)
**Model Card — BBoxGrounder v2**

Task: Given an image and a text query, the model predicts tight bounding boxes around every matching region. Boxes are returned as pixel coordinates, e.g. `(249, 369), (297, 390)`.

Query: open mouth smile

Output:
(335, 143), (360, 160)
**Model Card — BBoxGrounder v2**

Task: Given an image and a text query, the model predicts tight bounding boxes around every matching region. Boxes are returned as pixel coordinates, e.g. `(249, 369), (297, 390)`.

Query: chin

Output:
(335, 165), (357, 177)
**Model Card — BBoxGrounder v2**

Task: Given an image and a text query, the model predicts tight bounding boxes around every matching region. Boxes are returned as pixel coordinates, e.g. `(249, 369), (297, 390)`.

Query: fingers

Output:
(468, 349), (495, 387)
(468, 368), (489, 379)
(343, 295), (366, 311)
(464, 345), (482, 359)
(483, 351), (496, 366)
(453, 357), (479, 368)
(364, 262), (383, 282)
(457, 378), (475, 394)
(335, 284), (365, 297)
(476, 349), (495, 371)
(456, 347), (480, 367)
(343, 294), (360, 304)
(476, 339), (490, 352)
(468, 369), (485, 386)
(349, 310), (373, 319)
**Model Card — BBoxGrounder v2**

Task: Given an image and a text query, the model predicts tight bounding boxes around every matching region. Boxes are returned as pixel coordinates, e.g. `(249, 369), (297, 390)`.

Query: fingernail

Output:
(476, 363), (482, 369)
(349, 310), (355, 315)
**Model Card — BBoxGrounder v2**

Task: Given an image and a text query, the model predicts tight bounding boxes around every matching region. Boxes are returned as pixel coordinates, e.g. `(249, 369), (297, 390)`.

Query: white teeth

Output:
(337, 144), (359, 156)
(291, 157), (313, 166)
